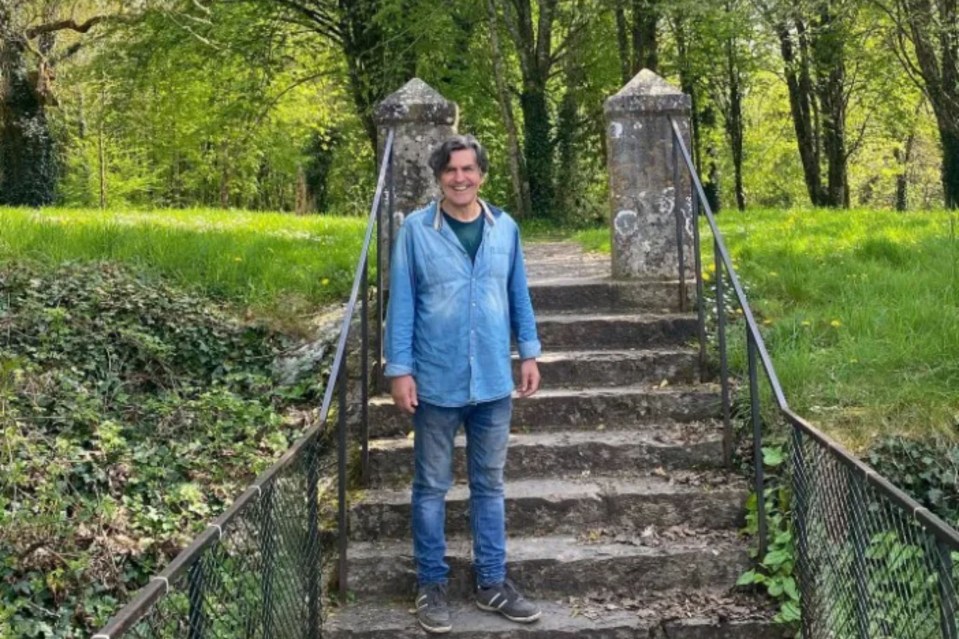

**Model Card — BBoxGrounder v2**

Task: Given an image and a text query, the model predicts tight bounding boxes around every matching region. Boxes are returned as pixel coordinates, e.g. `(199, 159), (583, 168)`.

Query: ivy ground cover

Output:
(0, 208), (365, 637)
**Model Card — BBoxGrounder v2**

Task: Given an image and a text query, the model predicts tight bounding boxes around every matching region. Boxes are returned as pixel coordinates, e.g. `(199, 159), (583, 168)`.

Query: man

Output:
(384, 134), (542, 634)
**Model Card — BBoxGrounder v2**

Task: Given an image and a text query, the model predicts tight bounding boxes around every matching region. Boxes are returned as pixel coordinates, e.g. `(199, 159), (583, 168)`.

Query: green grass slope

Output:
(576, 208), (959, 447)
(0, 207), (368, 332)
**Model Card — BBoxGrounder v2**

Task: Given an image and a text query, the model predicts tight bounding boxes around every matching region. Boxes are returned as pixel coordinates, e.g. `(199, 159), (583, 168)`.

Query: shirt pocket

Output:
(489, 246), (512, 279)
(420, 251), (462, 287)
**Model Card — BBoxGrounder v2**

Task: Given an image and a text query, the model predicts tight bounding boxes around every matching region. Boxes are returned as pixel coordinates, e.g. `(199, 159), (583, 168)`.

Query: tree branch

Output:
(25, 15), (110, 39)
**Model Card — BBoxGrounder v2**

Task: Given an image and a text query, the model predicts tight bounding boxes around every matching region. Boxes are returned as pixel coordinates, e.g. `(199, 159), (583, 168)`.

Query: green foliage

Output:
(0, 261), (321, 637)
(859, 530), (947, 639)
(738, 445), (801, 626)
(867, 437), (959, 527)
(55, 1), (364, 212)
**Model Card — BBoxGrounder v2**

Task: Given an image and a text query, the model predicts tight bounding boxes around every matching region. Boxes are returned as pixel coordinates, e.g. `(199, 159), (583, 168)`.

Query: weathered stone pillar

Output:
(373, 78), (458, 283)
(604, 69), (693, 281)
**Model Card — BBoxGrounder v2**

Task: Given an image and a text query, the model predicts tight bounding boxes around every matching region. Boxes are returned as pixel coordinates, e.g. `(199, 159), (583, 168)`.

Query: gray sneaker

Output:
(415, 582), (452, 634)
(475, 579), (542, 623)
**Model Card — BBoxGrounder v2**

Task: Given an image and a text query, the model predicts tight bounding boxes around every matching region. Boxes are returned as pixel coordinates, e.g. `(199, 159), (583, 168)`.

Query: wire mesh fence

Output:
(94, 129), (394, 639)
(667, 115), (959, 638)
(94, 427), (338, 639)
(790, 423), (959, 639)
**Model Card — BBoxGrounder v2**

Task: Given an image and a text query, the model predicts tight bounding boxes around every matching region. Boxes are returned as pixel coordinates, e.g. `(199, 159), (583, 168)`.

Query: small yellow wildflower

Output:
(763, 319), (773, 326)
(233, 256), (243, 262)
(830, 319), (842, 328)
(321, 278), (330, 286)
(769, 271), (779, 277)
(801, 320), (811, 327)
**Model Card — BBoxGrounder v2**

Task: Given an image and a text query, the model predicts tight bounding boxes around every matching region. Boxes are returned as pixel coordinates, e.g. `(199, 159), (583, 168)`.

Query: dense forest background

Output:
(1, 0), (957, 218)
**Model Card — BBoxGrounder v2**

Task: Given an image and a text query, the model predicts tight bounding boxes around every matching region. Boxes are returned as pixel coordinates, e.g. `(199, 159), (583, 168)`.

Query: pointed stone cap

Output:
(604, 69), (691, 117)
(374, 78), (458, 126)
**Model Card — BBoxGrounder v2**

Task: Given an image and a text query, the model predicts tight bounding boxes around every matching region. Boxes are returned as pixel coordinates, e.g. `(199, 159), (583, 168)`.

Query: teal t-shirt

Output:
(443, 211), (485, 263)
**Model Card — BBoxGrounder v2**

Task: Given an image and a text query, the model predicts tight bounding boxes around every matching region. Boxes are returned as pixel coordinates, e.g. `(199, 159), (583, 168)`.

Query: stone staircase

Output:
(325, 242), (783, 638)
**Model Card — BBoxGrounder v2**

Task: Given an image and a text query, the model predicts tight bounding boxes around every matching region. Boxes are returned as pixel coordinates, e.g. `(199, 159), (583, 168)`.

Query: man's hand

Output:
(516, 359), (541, 398)
(390, 375), (419, 414)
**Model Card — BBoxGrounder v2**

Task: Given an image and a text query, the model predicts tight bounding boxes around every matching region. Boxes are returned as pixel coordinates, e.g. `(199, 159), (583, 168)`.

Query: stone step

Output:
(324, 592), (781, 639)
(529, 278), (694, 314)
(350, 471), (747, 541)
(516, 348), (699, 388)
(367, 426), (725, 488)
(537, 313), (697, 351)
(344, 531), (750, 599)
(369, 386), (722, 438)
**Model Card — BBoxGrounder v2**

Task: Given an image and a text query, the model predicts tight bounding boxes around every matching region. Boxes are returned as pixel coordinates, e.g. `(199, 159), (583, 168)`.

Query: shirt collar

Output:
(432, 199), (496, 231)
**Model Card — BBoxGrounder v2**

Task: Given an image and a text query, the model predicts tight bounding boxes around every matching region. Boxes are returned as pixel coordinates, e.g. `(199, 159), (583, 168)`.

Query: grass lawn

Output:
(0, 207), (368, 331)
(574, 209), (959, 448)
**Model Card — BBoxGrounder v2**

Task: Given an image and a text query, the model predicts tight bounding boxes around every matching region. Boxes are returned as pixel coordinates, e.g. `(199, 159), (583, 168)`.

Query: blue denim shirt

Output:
(384, 200), (541, 407)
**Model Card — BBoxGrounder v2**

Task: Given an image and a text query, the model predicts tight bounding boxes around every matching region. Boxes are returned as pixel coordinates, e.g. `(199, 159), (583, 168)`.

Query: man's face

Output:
(439, 148), (485, 209)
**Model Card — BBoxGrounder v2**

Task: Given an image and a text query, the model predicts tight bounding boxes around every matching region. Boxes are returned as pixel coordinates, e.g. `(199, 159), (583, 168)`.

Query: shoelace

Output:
(424, 583), (448, 608)
(501, 579), (524, 603)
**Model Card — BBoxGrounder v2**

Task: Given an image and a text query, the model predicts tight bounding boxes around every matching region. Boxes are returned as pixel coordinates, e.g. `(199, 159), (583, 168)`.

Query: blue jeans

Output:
(411, 396), (511, 588)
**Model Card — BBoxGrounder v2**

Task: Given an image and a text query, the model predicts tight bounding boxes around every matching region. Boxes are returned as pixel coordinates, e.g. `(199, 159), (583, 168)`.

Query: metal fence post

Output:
(259, 483), (276, 639)
(850, 473), (870, 639)
(361, 257), (370, 487)
(306, 435), (321, 639)
(747, 331), (767, 559)
(671, 132), (687, 312)
(938, 539), (958, 639)
(187, 559), (206, 639)
(690, 177), (707, 386)
(375, 201), (384, 397)
(337, 364), (349, 601)
(791, 427), (813, 639)
(714, 242), (732, 469)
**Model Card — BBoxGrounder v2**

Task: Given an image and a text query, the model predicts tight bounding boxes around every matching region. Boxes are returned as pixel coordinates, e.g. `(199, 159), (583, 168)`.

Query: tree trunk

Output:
(813, 4), (848, 207)
(777, 20), (826, 206)
(520, 83), (555, 217)
(501, 0), (557, 219)
(486, 0), (531, 218)
(631, 0), (659, 73)
(614, 0), (631, 83)
(901, 0), (959, 207)
(336, 0), (417, 151)
(724, 25), (746, 211)
(0, 26), (59, 206)
(938, 119), (959, 208)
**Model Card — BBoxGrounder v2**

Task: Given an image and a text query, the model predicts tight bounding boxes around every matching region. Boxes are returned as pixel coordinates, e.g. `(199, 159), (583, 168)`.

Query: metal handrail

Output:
(667, 116), (959, 551)
(92, 129), (395, 637)
(667, 115), (959, 634)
